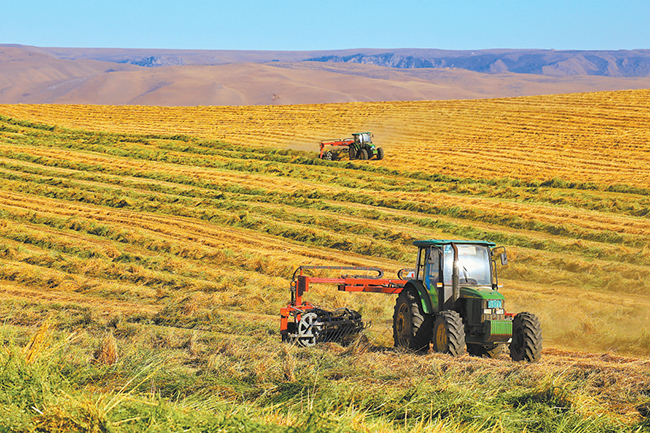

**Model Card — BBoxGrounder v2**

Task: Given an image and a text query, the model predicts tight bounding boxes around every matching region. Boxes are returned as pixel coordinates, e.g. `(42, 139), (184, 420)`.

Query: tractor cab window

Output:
(442, 244), (492, 286)
(361, 133), (371, 143)
(426, 248), (440, 281)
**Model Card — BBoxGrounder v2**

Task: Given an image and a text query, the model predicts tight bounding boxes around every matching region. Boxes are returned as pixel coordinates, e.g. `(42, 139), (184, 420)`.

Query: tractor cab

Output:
(413, 240), (502, 292)
(414, 239), (507, 315)
(352, 132), (372, 145)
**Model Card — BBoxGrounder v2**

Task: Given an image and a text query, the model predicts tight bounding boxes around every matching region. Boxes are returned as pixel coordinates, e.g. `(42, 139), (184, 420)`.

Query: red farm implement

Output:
(280, 266), (410, 346)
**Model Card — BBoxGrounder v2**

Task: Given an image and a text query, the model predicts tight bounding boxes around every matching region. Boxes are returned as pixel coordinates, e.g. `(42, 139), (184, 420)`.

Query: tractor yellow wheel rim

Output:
(396, 304), (409, 341)
(436, 324), (448, 349)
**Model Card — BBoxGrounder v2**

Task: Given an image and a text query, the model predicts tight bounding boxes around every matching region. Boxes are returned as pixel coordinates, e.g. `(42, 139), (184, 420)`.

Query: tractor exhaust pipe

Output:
(451, 243), (459, 302)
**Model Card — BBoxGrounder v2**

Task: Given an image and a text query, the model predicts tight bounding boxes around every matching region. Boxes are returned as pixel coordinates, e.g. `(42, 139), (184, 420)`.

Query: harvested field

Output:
(0, 90), (649, 431)
(3, 89), (650, 187)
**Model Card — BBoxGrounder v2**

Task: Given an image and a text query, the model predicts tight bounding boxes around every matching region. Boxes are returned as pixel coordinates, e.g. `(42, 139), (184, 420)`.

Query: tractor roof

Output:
(413, 239), (497, 248)
(351, 132), (371, 135)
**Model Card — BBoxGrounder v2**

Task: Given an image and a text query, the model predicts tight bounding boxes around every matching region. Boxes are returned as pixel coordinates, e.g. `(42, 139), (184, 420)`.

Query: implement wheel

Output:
(393, 290), (432, 352)
(509, 312), (542, 362)
(432, 311), (466, 356)
(296, 311), (322, 347)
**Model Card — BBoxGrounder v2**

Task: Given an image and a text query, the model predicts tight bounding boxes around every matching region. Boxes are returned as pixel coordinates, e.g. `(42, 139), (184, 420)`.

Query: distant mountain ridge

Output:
(118, 56), (186, 67)
(306, 50), (650, 77)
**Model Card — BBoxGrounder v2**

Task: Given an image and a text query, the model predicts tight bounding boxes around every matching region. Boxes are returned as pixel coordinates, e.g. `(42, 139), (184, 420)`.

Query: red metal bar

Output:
(339, 280), (406, 294)
(293, 275), (407, 305)
(280, 306), (289, 332)
(320, 139), (354, 146)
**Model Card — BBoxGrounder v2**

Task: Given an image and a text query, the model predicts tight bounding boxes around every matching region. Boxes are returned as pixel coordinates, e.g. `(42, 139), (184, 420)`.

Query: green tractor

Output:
(318, 132), (384, 161)
(394, 240), (542, 361)
(348, 132), (383, 160)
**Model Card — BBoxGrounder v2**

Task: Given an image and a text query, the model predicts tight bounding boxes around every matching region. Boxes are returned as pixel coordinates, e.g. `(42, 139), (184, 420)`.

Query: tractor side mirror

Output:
(491, 246), (507, 266)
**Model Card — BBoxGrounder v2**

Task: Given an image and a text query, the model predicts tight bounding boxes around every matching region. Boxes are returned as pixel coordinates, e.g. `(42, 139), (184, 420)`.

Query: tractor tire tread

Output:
(433, 310), (466, 357)
(510, 312), (542, 362)
(393, 290), (432, 353)
(360, 149), (369, 160)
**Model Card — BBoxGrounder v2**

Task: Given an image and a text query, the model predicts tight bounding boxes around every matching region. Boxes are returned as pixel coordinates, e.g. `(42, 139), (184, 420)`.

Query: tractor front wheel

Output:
(393, 290), (432, 352)
(376, 147), (384, 160)
(509, 312), (542, 362)
(432, 311), (466, 356)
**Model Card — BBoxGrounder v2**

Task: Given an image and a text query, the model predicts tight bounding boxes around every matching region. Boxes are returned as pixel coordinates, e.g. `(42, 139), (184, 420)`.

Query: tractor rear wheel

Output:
(432, 311), (466, 356)
(509, 312), (542, 362)
(376, 147), (384, 160)
(393, 290), (432, 352)
(349, 146), (356, 160)
(467, 343), (503, 358)
(359, 149), (369, 160)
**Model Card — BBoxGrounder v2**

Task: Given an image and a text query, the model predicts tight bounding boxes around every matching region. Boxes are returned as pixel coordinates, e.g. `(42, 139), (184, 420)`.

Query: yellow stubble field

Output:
(3, 89), (650, 187)
(1, 90), (650, 429)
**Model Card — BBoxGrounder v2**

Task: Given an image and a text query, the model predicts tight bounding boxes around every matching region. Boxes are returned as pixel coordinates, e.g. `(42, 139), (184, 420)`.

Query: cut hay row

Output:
(0, 112), (649, 353)
(2, 135), (649, 243)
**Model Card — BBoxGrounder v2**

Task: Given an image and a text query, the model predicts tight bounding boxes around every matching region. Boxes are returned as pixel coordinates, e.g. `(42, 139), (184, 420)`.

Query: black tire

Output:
(323, 151), (333, 161)
(349, 146), (356, 160)
(393, 290), (432, 352)
(432, 311), (466, 356)
(376, 147), (384, 160)
(509, 312), (542, 362)
(359, 149), (369, 160)
(467, 343), (503, 358)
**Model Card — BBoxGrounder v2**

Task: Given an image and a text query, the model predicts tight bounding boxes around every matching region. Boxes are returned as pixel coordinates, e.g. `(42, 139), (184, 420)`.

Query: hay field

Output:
(0, 90), (649, 431)
(3, 89), (650, 187)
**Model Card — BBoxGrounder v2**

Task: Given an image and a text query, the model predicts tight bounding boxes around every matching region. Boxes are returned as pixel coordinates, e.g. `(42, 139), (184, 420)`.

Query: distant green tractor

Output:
(348, 132), (383, 160)
(394, 240), (542, 361)
(319, 132), (384, 161)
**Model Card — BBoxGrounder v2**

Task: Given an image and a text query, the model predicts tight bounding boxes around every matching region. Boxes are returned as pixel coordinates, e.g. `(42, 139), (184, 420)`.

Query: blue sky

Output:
(2, 0), (648, 51)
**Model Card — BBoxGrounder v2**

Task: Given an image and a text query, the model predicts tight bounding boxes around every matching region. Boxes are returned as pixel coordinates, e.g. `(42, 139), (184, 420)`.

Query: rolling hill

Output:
(3, 45), (650, 105)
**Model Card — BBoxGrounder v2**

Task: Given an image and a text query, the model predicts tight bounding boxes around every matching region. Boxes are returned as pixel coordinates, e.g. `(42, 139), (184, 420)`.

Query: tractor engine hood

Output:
(459, 286), (505, 300)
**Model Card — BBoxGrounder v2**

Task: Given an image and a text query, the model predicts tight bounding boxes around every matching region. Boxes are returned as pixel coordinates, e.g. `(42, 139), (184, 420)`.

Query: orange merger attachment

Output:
(280, 266), (408, 342)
